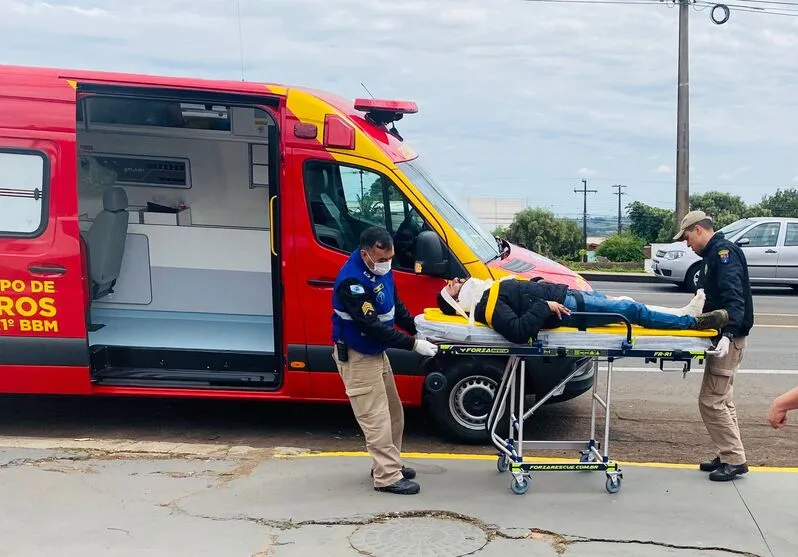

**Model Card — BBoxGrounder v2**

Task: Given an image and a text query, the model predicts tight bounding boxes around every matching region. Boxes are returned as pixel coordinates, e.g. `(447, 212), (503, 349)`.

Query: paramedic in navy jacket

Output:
(331, 227), (438, 495)
(674, 210), (754, 482)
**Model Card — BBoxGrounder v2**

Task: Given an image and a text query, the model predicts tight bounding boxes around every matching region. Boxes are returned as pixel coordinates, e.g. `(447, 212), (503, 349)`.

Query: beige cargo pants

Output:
(699, 336), (747, 466)
(333, 347), (405, 488)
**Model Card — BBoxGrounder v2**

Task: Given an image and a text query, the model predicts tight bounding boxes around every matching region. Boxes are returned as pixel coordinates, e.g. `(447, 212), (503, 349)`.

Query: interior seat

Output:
(84, 186), (129, 299)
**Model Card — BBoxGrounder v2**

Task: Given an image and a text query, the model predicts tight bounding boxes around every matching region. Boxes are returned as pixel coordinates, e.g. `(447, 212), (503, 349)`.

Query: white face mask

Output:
(365, 251), (392, 276)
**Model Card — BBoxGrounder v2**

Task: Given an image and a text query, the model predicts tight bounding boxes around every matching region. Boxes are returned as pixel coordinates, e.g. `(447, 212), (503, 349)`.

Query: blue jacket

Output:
(331, 250), (417, 355)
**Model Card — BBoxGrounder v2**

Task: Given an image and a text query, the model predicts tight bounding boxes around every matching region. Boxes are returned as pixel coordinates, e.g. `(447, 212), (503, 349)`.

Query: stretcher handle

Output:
(565, 311), (633, 344)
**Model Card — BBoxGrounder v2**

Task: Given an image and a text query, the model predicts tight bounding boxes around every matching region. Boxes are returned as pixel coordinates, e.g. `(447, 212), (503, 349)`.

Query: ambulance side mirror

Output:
(414, 230), (449, 277)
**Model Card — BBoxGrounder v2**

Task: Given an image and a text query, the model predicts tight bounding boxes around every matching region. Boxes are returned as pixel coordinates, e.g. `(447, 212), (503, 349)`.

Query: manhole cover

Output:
(349, 517), (488, 557)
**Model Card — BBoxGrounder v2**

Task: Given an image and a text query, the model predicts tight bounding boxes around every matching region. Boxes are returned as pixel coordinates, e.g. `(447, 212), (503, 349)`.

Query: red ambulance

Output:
(0, 65), (595, 442)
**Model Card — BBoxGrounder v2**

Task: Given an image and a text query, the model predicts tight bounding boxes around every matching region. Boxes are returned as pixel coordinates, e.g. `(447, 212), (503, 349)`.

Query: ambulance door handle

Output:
(766, 249), (777, 254)
(308, 279), (335, 287)
(28, 263), (67, 276)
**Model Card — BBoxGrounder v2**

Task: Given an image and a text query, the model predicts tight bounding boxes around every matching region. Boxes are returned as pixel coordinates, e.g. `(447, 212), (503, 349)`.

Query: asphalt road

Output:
(593, 281), (798, 370)
(0, 280), (796, 467)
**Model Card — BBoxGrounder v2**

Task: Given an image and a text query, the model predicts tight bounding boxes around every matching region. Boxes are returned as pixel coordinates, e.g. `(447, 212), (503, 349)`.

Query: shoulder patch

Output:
(718, 249), (730, 264)
(349, 284), (365, 294)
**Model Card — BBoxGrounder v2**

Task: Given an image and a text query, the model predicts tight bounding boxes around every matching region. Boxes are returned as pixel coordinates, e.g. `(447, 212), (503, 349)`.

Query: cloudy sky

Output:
(3, 0), (797, 218)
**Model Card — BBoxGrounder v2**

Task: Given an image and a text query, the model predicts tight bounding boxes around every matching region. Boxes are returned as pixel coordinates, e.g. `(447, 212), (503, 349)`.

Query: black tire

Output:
(682, 263), (702, 293)
(425, 356), (510, 444)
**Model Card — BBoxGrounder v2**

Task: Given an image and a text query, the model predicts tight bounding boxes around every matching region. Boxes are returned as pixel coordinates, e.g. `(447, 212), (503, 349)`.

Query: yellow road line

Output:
(274, 450), (798, 474)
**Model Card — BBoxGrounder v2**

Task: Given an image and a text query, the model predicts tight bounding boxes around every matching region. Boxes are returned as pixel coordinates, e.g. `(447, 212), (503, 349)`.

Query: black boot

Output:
(375, 478), (421, 495)
(709, 463), (748, 482)
(371, 466), (416, 480)
(699, 456), (723, 472)
(694, 309), (729, 330)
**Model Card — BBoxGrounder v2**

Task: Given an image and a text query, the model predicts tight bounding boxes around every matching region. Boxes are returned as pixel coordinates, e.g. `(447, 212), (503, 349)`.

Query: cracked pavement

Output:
(0, 442), (794, 556)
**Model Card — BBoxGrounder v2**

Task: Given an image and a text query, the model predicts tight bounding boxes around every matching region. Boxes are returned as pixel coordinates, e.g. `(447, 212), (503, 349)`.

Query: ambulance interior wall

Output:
(76, 127), (273, 318)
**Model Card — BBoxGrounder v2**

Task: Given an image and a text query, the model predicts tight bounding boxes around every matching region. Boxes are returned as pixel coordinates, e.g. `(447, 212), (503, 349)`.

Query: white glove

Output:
(413, 339), (439, 357)
(709, 336), (730, 359)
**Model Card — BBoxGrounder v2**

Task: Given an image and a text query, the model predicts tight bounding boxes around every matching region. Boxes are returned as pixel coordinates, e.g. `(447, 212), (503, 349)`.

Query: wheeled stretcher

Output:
(415, 308), (721, 495)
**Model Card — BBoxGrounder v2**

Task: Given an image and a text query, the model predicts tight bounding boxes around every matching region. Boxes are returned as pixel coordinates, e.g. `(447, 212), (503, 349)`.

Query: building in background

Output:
(463, 197), (526, 232)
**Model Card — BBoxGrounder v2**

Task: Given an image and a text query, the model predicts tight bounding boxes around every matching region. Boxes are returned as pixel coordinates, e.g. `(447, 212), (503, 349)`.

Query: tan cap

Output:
(673, 210), (712, 240)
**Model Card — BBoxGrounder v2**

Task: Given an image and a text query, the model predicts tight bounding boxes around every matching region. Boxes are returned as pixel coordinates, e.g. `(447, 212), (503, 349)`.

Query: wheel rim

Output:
(448, 375), (498, 431)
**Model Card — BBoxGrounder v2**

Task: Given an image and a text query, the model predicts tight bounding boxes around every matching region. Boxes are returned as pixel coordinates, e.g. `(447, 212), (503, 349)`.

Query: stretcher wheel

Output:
(579, 451), (595, 463)
(510, 476), (530, 495)
(605, 475), (622, 494)
(496, 455), (509, 473)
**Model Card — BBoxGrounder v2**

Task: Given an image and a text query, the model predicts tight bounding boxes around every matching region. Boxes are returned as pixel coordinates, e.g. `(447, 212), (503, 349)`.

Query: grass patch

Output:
(560, 261), (646, 273)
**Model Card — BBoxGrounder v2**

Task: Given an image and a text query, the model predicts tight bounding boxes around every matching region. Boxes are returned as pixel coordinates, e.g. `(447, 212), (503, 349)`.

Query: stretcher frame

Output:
(435, 311), (718, 496)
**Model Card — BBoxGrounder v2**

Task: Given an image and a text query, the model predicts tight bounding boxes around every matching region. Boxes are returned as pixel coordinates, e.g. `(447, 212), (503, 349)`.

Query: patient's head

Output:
(437, 277), (492, 317)
(437, 278), (466, 316)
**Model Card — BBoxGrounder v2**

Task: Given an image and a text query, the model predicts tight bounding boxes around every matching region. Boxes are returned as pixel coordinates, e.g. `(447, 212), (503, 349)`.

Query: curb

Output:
(0, 436), (264, 458)
(578, 271), (662, 284)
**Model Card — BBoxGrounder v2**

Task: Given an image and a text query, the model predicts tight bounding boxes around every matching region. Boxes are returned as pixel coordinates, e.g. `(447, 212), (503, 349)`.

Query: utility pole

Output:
(675, 0), (690, 225)
(612, 184), (627, 234)
(574, 178), (597, 262)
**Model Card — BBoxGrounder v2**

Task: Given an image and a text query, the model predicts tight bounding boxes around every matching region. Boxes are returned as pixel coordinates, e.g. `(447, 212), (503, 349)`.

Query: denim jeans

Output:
(563, 291), (697, 330)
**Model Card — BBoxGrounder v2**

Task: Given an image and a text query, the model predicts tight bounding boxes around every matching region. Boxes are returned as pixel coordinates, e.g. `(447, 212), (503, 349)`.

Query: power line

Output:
(522, 0), (661, 4)
(732, 0), (798, 6)
(521, 0), (798, 17)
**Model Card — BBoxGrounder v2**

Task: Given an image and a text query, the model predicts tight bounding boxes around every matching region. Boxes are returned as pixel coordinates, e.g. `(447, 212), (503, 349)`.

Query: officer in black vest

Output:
(674, 210), (754, 482)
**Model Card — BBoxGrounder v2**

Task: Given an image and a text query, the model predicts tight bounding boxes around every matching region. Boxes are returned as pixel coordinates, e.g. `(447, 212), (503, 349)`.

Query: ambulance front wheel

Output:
(425, 357), (508, 444)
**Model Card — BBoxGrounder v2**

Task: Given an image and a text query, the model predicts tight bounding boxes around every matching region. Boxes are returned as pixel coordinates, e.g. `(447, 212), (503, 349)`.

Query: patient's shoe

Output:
(693, 309), (728, 330)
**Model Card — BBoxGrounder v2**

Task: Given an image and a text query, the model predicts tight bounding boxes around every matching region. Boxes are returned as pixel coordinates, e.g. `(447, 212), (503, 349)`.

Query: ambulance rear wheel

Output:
(425, 357), (509, 444)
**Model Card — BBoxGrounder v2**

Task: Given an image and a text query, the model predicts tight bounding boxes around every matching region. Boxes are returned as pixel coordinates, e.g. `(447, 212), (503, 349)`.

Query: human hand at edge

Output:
(547, 301), (571, 319)
(767, 400), (788, 429)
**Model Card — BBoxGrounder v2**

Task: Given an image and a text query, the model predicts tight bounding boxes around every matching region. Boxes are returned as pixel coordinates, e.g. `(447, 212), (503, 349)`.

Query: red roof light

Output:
(323, 114), (355, 149)
(354, 99), (418, 114)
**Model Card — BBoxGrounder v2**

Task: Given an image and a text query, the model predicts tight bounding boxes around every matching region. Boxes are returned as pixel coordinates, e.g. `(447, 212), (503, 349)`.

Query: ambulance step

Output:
(90, 346), (280, 390)
(93, 367), (279, 389)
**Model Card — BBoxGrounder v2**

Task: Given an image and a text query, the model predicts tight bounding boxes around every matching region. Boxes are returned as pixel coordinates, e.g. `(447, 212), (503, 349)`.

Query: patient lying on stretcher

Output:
(436, 276), (728, 345)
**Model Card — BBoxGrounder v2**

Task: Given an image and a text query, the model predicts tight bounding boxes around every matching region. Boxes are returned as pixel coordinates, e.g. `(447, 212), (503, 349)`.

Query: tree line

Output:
(492, 188), (798, 263)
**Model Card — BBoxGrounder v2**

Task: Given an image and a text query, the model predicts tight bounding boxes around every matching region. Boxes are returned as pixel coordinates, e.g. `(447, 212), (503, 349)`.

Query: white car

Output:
(651, 217), (798, 292)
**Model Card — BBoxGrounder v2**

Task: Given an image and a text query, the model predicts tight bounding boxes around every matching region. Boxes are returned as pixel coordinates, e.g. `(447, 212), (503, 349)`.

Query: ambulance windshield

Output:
(396, 158), (501, 263)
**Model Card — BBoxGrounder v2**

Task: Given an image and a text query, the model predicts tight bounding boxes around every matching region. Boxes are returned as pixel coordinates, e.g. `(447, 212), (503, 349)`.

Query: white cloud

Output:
(578, 168), (597, 177)
(2, 0), (797, 215)
(655, 165), (673, 174)
(719, 166), (750, 181)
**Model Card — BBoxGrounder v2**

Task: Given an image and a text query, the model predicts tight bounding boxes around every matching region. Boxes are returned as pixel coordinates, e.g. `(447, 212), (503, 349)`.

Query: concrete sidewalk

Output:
(0, 440), (794, 556)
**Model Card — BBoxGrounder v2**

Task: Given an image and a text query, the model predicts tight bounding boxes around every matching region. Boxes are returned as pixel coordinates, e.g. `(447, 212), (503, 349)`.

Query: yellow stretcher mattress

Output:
(415, 308), (717, 352)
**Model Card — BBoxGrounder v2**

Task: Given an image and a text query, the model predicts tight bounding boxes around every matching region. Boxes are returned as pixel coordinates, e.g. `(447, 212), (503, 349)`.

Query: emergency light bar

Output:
(354, 99), (418, 114)
(354, 98), (418, 127)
